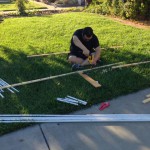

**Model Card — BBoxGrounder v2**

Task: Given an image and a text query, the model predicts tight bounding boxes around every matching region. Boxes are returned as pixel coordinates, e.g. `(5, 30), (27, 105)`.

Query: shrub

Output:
(85, 0), (150, 20)
(15, 0), (28, 15)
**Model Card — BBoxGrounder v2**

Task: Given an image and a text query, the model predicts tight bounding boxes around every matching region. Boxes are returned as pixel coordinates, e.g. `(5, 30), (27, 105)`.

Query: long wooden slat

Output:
(0, 60), (150, 90)
(112, 60), (150, 69)
(0, 62), (121, 90)
(0, 114), (150, 123)
(79, 72), (101, 88)
(27, 46), (123, 58)
(27, 52), (68, 58)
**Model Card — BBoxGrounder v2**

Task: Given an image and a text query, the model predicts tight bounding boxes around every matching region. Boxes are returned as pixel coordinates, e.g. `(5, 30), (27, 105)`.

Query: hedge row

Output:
(87, 0), (150, 20)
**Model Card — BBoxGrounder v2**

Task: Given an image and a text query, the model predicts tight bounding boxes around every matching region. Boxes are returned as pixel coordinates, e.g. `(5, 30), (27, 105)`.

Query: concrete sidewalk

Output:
(0, 88), (150, 150)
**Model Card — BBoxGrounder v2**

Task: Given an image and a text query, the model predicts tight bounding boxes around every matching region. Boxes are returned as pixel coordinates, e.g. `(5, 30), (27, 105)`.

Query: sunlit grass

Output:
(0, 1), (47, 11)
(0, 12), (150, 135)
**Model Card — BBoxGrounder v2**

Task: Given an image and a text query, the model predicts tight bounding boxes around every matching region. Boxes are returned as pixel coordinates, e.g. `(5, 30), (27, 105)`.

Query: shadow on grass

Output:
(102, 47), (150, 63)
(0, 45), (150, 135)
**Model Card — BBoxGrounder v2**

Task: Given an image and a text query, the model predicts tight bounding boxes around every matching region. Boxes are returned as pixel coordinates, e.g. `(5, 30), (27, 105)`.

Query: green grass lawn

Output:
(0, 1), (47, 11)
(0, 12), (150, 135)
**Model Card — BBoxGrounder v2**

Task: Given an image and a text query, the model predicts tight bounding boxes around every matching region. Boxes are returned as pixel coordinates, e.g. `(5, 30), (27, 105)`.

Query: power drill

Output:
(88, 54), (94, 64)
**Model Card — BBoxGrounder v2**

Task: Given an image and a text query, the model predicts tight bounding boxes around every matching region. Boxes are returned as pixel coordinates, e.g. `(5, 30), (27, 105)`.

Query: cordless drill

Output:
(88, 54), (94, 64)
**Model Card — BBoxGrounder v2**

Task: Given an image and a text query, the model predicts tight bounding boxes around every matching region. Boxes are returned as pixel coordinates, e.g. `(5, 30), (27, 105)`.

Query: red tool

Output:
(99, 102), (110, 111)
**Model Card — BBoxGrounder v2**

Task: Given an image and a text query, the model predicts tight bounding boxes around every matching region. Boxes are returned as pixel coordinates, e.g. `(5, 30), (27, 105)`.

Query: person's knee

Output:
(68, 55), (84, 64)
(68, 55), (76, 63)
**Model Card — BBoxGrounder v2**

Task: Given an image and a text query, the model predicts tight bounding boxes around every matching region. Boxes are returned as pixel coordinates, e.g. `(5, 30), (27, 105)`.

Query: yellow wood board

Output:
(79, 72), (101, 88)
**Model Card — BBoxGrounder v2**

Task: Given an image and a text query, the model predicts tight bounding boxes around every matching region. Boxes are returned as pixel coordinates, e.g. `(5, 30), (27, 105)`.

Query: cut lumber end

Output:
(142, 98), (150, 104)
(79, 72), (101, 88)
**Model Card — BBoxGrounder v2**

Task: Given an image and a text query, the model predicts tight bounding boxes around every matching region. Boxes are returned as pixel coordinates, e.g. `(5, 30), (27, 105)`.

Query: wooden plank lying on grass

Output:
(79, 72), (101, 88)
(112, 60), (150, 69)
(0, 62), (122, 90)
(27, 46), (123, 58)
(142, 98), (150, 104)
(27, 52), (68, 58)
(0, 60), (150, 90)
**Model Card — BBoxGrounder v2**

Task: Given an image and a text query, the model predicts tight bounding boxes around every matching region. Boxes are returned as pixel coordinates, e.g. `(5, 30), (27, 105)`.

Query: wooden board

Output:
(79, 72), (101, 88)
(27, 52), (68, 58)
(142, 98), (150, 104)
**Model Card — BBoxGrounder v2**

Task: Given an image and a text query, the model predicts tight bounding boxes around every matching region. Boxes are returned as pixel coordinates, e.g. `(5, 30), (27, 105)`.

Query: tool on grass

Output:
(99, 102), (110, 111)
(88, 53), (96, 70)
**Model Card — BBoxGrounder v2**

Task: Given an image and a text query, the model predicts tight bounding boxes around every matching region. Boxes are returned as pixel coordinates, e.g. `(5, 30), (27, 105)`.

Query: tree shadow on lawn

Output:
(82, 47), (150, 104)
(0, 45), (150, 135)
(0, 45), (150, 113)
(102, 47), (150, 63)
(0, 45), (71, 112)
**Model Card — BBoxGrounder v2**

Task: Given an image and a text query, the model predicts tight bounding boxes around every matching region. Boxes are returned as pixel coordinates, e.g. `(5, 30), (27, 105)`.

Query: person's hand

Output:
(83, 49), (90, 56)
(91, 59), (97, 65)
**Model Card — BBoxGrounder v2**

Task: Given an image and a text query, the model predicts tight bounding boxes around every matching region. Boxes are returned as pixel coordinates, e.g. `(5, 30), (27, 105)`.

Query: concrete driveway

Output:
(0, 88), (150, 150)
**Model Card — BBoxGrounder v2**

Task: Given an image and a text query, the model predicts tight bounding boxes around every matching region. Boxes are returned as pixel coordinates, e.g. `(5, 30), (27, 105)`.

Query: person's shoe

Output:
(96, 59), (102, 64)
(72, 64), (83, 71)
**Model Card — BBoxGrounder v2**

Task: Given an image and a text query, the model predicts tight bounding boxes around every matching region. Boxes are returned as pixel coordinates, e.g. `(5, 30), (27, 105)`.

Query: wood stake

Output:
(79, 72), (101, 88)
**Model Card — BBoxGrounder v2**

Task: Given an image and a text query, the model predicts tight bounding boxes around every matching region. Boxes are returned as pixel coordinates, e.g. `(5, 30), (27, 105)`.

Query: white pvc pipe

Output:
(67, 96), (87, 105)
(0, 88), (4, 92)
(0, 114), (150, 123)
(0, 79), (19, 92)
(56, 98), (78, 106)
(0, 93), (4, 98)
(64, 98), (79, 104)
(0, 81), (14, 93)
(7, 88), (15, 93)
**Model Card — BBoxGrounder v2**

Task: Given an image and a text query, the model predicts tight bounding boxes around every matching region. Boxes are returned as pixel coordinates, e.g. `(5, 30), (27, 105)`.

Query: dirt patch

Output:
(109, 16), (150, 30)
